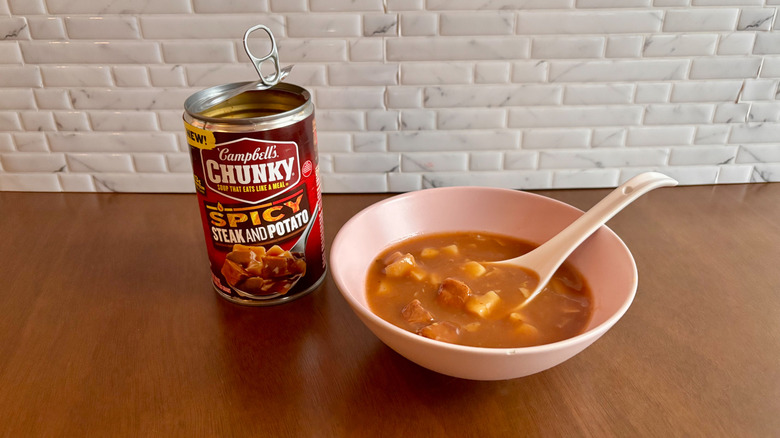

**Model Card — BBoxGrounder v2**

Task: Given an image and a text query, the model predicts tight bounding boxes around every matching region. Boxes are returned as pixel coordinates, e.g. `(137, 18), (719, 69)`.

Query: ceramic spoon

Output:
(490, 172), (678, 309)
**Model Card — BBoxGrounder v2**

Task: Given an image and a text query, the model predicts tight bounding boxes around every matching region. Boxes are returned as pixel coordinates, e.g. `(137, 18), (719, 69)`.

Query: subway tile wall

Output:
(1, 0), (779, 193)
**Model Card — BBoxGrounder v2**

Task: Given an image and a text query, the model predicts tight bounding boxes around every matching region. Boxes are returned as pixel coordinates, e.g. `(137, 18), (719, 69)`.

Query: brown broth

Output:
(366, 232), (593, 348)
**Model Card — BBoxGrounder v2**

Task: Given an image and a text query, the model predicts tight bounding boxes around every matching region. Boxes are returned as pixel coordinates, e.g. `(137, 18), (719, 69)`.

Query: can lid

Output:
(243, 24), (290, 88)
(192, 25), (293, 111)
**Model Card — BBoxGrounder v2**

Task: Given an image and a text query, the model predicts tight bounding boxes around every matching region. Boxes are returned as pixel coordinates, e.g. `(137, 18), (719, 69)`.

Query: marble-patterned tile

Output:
(503, 151), (537, 170)
(423, 85), (562, 108)
(162, 41), (236, 63)
(643, 34), (718, 57)
(419, 170), (553, 190)
(510, 106), (643, 128)
(539, 148), (668, 168)
(40, 66), (112, 87)
(58, 173), (96, 192)
(400, 110), (436, 131)
(643, 104), (715, 125)
(440, 12), (514, 36)
(316, 110), (366, 132)
(192, 0), (269, 12)
(690, 57), (762, 79)
(48, 132), (179, 153)
(0, 66), (42, 87)
(287, 14), (362, 38)
(0, 173), (61, 192)
(388, 130), (519, 151)
(517, 10), (663, 34)
(663, 8), (739, 32)
(64, 16), (141, 39)
(26, 15), (66, 40)
(133, 153), (168, 173)
(363, 14), (398, 37)
(401, 152), (467, 171)
(328, 63), (399, 86)
(321, 173), (387, 193)
(386, 87), (423, 108)
(437, 109), (506, 130)
(626, 126), (695, 146)
(669, 145), (738, 165)
(13, 133), (49, 152)
(523, 128), (591, 149)
(20, 111), (57, 131)
(1, 152), (66, 172)
(717, 32), (755, 55)
(366, 110), (400, 131)
(20, 41), (162, 64)
(314, 87), (386, 109)
(737, 8), (776, 31)
(0, 90), (36, 110)
(552, 169), (620, 188)
(532, 36), (605, 59)
(401, 62), (472, 85)
(470, 151), (504, 171)
(591, 128), (627, 148)
(89, 111), (159, 132)
(716, 164), (753, 184)
(475, 63), (511, 84)
(549, 59), (689, 82)
(400, 13), (437, 36)
(387, 36), (530, 61)
(564, 84), (634, 105)
(66, 153), (134, 173)
(334, 152), (399, 172)
(92, 173), (195, 193)
(353, 133), (387, 152)
(46, 0), (192, 13)
(310, 0), (383, 11)
(387, 172), (422, 192)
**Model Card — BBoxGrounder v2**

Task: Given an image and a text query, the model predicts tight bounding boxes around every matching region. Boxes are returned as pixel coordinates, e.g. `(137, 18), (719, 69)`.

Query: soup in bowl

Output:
(330, 186), (638, 381)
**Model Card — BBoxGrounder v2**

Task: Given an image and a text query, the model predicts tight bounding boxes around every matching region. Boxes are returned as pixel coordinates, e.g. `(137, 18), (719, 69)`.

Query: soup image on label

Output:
(222, 244), (307, 296)
(366, 232), (593, 348)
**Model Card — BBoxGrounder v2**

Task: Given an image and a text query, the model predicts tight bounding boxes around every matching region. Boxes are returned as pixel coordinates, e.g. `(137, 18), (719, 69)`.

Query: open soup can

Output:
(183, 82), (326, 306)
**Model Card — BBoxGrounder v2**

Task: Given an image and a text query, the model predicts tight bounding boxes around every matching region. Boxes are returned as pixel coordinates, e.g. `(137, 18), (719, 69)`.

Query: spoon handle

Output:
(521, 172), (678, 300)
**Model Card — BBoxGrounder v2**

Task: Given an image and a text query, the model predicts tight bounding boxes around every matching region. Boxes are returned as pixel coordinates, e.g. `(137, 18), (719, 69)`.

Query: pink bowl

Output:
(330, 186), (637, 380)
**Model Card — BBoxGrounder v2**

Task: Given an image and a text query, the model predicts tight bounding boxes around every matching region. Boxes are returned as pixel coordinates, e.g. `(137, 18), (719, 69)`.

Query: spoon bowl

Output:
(489, 172), (678, 308)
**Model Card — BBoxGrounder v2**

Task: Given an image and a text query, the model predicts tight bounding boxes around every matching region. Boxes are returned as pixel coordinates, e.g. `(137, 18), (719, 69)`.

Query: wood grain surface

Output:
(1, 184), (778, 437)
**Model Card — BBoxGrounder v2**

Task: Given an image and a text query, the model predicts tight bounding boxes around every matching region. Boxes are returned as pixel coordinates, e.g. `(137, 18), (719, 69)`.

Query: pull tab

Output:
(243, 24), (283, 87)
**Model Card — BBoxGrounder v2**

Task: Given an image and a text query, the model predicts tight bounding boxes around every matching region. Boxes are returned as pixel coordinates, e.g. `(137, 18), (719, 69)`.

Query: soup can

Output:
(183, 81), (326, 306)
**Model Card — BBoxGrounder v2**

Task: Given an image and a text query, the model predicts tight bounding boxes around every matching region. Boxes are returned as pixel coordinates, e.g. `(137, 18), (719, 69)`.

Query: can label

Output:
(185, 110), (325, 305)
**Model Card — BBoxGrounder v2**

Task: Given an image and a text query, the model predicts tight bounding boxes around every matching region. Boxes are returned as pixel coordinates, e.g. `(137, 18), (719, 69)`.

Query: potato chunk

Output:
(420, 247), (439, 258)
(401, 299), (435, 325)
(462, 261), (487, 278)
(436, 277), (471, 309)
(417, 321), (460, 343)
(384, 253), (416, 277)
(465, 291), (501, 318)
(441, 244), (459, 256)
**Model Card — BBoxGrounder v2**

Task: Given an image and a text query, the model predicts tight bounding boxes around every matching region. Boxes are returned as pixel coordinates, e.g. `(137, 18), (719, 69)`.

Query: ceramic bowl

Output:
(329, 186), (637, 381)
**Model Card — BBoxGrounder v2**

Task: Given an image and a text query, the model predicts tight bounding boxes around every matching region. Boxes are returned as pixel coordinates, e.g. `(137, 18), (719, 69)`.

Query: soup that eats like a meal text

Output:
(366, 232), (592, 348)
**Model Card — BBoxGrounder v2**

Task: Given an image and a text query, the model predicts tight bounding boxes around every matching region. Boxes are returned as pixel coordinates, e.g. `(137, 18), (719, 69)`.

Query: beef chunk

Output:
(401, 299), (435, 325)
(417, 321), (461, 344)
(436, 277), (472, 309)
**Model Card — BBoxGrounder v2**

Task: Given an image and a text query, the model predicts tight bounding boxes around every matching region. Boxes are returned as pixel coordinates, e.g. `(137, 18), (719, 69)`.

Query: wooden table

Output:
(1, 184), (778, 436)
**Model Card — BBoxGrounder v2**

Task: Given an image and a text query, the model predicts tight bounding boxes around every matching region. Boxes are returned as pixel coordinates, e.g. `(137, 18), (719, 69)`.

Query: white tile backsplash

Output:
(1, 2), (779, 193)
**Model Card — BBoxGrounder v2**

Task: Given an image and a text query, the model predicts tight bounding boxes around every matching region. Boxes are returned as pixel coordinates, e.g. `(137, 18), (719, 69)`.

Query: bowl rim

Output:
(330, 186), (639, 356)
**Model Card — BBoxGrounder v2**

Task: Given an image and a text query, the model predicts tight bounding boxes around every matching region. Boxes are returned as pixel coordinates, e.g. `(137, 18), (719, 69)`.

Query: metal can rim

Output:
(184, 81), (313, 131)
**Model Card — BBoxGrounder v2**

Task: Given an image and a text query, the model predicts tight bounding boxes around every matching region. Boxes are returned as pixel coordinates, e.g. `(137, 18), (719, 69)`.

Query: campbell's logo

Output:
(201, 137), (300, 204)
